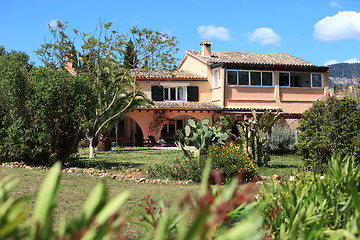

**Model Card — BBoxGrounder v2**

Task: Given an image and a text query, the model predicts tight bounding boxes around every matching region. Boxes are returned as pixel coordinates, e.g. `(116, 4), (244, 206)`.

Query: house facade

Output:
(113, 41), (329, 146)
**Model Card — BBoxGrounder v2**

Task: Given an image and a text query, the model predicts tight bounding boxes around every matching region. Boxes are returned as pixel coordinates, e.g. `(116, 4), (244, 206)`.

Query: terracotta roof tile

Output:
(136, 101), (281, 112)
(132, 69), (206, 80)
(136, 101), (222, 111)
(187, 50), (317, 67)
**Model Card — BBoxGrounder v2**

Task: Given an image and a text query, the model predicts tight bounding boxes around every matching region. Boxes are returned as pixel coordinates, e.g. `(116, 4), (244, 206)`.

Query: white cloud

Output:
(329, 1), (341, 8)
(248, 27), (281, 46)
(325, 59), (339, 65)
(344, 57), (360, 63)
(48, 19), (58, 29)
(197, 25), (231, 41)
(314, 11), (360, 41)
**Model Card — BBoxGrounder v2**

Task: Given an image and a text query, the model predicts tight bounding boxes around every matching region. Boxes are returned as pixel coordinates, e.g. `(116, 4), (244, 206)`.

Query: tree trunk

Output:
(88, 136), (96, 158)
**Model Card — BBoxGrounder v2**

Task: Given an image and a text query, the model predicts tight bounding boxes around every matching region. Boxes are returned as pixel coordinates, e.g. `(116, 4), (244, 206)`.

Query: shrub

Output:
(0, 48), (95, 164)
(257, 153), (360, 239)
(203, 143), (258, 182)
(149, 143), (258, 183)
(298, 97), (360, 171)
(268, 124), (296, 155)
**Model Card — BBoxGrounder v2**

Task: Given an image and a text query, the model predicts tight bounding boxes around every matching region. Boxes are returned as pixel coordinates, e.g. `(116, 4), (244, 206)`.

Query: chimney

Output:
(200, 40), (212, 57)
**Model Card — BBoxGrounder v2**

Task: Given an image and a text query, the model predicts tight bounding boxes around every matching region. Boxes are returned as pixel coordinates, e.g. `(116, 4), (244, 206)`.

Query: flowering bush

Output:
(202, 143), (258, 182)
(149, 143), (258, 183)
(148, 112), (170, 136)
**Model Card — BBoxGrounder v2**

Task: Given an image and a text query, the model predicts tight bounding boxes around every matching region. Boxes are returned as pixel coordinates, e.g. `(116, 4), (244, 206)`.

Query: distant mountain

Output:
(328, 63), (360, 88)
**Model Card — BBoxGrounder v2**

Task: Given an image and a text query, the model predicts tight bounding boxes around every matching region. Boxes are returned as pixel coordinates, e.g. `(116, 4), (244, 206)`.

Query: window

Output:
(212, 69), (221, 88)
(280, 72), (323, 88)
(279, 72), (290, 86)
(164, 87), (184, 101)
(311, 73), (323, 88)
(251, 72), (261, 85)
(151, 84), (199, 102)
(227, 70), (273, 86)
(239, 71), (249, 85)
(227, 70), (237, 85)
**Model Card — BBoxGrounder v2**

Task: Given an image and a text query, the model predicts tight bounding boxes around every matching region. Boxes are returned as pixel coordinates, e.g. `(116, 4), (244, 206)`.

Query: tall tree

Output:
(0, 47), (93, 164)
(37, 21), (178, 158)
(123, 40), (137, 69)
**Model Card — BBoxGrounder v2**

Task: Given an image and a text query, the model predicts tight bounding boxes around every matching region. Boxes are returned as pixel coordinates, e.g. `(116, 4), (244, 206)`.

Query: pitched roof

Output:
(135, 101), (280, 112)
(132, 69), (206, 80)
(136, 101), (222, 111)
(186, 50), (318, 67)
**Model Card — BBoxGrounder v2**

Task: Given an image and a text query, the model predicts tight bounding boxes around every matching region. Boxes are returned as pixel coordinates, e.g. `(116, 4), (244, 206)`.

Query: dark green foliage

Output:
(0, 47), (94, 164)
(298, 97), (360, 171)
(149, 144), (258, 183)
(268, 124), (296, 155)
(27, 69), (95, 163)
(123, 40), (137, 69)
(258, 154), (360, 239)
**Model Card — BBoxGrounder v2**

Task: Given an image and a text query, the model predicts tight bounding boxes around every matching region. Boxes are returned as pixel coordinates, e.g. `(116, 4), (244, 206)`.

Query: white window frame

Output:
(279, 72), (290, 87)
(311, 73), (323, 88)
(160, 83), (189, 101)
(226, 70), (273, 87)
(279, 72), (323, 88)
(212, 68), (221, 88)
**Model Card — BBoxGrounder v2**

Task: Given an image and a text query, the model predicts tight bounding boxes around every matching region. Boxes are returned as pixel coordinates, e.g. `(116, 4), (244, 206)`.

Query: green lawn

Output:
(0, 164), (197, 238)
(75, 147), (182, 171)
(1, 147), (302, 238)
(258, 154), (303, 177)
(75, 147), (302, 177)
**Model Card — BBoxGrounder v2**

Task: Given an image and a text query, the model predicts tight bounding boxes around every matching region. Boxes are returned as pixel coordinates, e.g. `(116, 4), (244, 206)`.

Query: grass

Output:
(74, 147), (183, 171)
(258, 154), (303, 177)
(0, 165), (197, 238)
(76, 147), (302, 178)
(1, 147), (302, 238)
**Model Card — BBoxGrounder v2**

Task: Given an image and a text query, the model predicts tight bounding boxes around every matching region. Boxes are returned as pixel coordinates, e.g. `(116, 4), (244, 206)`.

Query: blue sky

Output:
(1, 0), (360, 66)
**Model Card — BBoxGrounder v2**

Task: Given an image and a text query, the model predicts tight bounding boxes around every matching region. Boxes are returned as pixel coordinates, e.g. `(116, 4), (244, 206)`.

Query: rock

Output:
(138, 178), (146, 183)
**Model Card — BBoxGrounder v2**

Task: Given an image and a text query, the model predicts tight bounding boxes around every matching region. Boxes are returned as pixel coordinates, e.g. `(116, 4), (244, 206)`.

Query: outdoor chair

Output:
(146, 136), (172, 147)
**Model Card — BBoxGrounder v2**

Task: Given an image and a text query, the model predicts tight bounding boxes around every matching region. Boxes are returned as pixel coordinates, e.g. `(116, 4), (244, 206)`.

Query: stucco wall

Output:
(127, 110), (216, 140)
(178, 55), (208, 77)
(280, 88), (325, 102)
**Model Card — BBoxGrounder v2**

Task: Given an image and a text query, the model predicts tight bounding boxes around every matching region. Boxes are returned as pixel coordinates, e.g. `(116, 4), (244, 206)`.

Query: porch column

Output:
(273, 71), (280, 103)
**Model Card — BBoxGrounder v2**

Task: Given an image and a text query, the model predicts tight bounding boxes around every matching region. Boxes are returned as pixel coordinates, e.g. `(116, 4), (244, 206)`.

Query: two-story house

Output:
(113, 41), (329, 146)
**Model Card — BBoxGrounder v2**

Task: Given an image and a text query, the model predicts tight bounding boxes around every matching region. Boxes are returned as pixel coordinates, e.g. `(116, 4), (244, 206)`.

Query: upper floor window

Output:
(227, 70), (273, 86)
(164, 87), (185, 101)
(151, 84), (199, 102)
(280, 72), (323, 88)
(212, 69), (221, 88)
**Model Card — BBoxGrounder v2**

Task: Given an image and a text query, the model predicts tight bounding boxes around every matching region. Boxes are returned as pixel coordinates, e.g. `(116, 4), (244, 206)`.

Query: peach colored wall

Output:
(227, 87), (275, 101)
(127, 110), (216, 140)
(211, 88), (223, 104)
(280, 88), (325, 102)
(178, 55), (208, 77)
(138, 80), (212, 102)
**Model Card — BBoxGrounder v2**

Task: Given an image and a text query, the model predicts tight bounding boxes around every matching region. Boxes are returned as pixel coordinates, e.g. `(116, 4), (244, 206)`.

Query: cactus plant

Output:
(175, 118), (228, 158)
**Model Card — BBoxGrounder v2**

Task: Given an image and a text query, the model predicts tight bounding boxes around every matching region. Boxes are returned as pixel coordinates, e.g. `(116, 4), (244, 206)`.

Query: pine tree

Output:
(124, 40), (137, 69)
